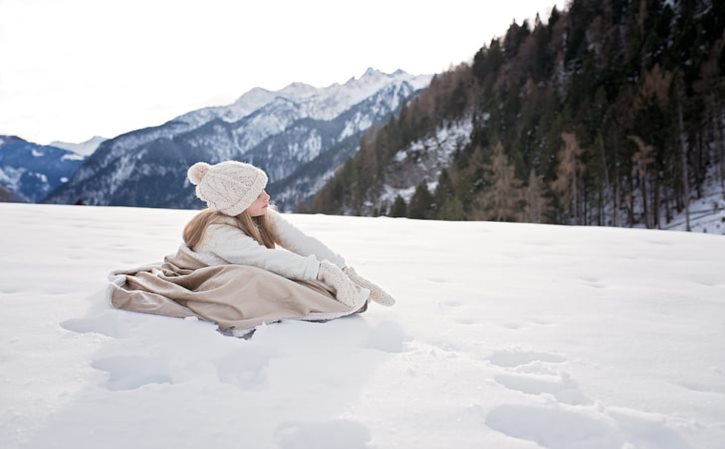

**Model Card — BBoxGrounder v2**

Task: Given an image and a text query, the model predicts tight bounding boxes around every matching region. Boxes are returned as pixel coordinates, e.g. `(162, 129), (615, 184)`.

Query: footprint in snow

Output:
(577, 275), (606, 289)
(488, 349), (566, 368)
(485, 404), (625, 449)
(494, 372), (592, 405)
(60, 311), (130, 338)
(486, 404), (693, 449)
(215, 345), (275, 391)
(365, 320), (409, 353)
(91, 355), (173, 391)
(436, 299), (463, 314)
(274, 419), (371, 449)
(426, 277), (450, 284)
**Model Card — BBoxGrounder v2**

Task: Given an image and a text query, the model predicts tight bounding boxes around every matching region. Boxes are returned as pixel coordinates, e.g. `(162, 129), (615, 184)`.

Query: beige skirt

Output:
(107, 244), (368, 336)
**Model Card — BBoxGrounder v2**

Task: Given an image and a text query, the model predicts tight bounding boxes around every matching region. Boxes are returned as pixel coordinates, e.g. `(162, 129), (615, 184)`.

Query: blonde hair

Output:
(183, 206), (280, 250)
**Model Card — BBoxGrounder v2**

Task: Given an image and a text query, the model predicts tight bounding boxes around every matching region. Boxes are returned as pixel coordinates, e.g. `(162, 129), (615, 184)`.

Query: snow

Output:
(382, 184), (417, 203)
(50, 136), (108, 157)
(60, 153), (85, 161)
(1, 203), (724, 449)
(382, 117), (474, 204)
(31, 149), (44, 157)
(661, 164), (725, 234)
(0, 165), (24, 191)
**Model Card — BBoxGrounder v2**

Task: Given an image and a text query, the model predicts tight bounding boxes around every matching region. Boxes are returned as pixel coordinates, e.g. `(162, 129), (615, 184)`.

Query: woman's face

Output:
(246, 190), (271, 217)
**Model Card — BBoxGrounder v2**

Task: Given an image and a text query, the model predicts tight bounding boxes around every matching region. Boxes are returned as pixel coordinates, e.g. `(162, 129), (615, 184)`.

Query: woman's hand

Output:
(317, 261), (369, 307)
(343, 266), (396, 306)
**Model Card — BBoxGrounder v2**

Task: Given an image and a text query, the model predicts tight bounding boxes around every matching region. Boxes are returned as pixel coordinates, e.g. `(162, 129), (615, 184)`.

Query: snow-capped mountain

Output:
(266, 81), (422, 210)
(49, 136), (108, 157)
(174, 68), (431, 129)
(43, 69), (432, 210)
(0, 135), (86, 202)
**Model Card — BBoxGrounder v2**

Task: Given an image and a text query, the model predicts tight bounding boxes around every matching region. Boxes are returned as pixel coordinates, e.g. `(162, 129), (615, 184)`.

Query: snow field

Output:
(1, 203), (724, 449)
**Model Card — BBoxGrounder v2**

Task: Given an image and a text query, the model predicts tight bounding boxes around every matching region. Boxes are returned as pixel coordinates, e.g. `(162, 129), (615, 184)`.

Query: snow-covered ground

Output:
(662, 166), (725, 234)
(1, 203), (724, 449)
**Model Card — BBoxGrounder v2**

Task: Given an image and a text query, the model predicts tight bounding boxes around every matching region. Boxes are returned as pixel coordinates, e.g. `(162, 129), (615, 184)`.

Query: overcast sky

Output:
(0, 0), (566, 145)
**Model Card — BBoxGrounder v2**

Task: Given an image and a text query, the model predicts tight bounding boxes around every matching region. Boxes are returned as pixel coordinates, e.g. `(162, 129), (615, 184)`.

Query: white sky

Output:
(0, 0), (566, 145)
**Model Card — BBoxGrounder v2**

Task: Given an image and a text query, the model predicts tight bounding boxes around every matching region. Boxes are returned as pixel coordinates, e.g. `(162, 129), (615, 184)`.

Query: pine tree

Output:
(439, 197), (466, 220)
(390, 195), (408, 218)
(407, 183), (434, 219)
(433, 170), (455, 218)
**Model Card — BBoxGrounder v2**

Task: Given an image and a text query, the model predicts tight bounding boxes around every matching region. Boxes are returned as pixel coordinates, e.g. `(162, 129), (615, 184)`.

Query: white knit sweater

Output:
(194, 208), (346, 281)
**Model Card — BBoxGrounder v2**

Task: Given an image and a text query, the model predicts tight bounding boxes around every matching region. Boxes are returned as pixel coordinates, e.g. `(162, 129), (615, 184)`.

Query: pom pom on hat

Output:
(187, 162), (210, 186)
(187, 160), (268, 216)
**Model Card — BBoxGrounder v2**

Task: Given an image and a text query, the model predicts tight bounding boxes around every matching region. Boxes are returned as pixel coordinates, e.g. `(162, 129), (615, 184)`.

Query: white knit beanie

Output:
(187, 160), (268, 216)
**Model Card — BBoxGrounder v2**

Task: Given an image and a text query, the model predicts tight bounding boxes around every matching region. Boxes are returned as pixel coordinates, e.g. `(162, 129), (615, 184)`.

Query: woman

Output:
(183, 160), (395, 309)
(109, 160), (394, 337)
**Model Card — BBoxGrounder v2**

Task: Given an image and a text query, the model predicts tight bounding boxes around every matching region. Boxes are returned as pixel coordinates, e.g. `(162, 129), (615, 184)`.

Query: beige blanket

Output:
(107, 245), (367, 336)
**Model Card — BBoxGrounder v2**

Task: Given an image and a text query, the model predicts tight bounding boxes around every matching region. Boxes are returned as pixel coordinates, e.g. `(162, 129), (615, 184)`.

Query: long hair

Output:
(183, 206), (280, 250)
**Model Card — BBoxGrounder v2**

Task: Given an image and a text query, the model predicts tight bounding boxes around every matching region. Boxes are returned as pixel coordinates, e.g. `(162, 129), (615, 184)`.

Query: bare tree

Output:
(677, 93), (691, 231)
(628, 135), (655, 228)
(551, 132), (584, 222)
(524, 169), (550, 223)
(478, 142), (524, 221)
(694, 30), (725, 190)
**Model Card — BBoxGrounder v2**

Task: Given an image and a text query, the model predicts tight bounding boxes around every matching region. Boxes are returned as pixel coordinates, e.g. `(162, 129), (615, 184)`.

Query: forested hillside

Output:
(306, 0), (725, 230)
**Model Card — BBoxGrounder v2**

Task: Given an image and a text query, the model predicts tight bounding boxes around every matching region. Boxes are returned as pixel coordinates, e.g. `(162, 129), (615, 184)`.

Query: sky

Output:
(0, 0), (567, 146)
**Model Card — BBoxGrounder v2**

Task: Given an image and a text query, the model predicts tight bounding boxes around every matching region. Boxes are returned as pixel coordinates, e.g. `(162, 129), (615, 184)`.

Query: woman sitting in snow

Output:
(183, 159), (395, 310)
(110, 160), (394, 336)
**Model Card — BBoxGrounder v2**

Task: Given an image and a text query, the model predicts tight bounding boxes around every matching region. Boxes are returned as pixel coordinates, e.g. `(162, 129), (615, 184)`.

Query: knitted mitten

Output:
(317, 261), (369, 308)
(342, 266), (396, 306)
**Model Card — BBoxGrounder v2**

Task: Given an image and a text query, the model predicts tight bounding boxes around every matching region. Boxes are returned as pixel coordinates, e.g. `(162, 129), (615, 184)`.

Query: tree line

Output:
(305, 0), (725, 230)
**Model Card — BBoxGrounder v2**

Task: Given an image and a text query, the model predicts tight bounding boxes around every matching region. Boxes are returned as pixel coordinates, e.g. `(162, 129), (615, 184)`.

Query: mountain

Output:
(50, 136), (108, 157)
(263, 80), (422, 210)
(175, 68), (429, 128)
(306, 0), (725, 232)
(0, 135), (86, 202)
(43, 68), (432, 210)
